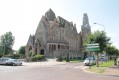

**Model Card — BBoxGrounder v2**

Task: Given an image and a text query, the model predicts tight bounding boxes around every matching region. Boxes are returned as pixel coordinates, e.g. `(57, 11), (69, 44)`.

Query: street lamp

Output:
(94, 23), (105, 31)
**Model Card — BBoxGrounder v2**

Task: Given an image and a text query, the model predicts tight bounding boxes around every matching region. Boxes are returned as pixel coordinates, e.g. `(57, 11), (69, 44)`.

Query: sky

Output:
(0, 0), (119, 50)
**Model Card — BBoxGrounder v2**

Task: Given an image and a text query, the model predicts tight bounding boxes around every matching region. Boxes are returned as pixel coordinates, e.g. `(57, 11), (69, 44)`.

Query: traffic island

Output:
(85, 60), (114, 73)
(86, 66), (106, 73)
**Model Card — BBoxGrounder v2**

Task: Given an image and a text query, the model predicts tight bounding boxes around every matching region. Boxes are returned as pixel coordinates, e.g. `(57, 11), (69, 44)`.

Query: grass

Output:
(86, 67), (106, 73)
(98, 60), (114, 67)
(87, 60), (114, 73)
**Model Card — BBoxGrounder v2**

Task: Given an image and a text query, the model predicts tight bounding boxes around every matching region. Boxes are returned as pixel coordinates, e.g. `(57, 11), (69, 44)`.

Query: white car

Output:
(84, 57), (96, 66)
(0, 58), (11, 65)
(6, 59), (22, 66)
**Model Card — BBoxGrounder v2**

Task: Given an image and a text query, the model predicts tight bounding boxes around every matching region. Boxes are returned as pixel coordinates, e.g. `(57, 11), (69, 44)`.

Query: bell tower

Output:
(81, 13), (91, 42)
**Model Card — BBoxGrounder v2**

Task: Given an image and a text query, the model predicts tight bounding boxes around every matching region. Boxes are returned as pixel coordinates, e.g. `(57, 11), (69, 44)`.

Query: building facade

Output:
(25, 9), (91, 59)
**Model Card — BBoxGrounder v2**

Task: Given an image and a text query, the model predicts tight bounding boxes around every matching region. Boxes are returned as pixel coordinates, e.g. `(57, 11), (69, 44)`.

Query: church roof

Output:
(45, 8), (56, 21)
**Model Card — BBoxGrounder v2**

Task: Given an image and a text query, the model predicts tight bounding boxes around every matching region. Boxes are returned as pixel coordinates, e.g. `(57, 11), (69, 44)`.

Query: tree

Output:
(106, 45), (119, 59)
(18, 46), (25, 55)
(83, 30), (111, 67)
(0, 32), (15, 55)
(84, 30), (111, 52)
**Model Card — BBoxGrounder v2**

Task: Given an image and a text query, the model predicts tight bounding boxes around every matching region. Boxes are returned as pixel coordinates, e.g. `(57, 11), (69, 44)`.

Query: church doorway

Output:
(40, 49), (44, 55)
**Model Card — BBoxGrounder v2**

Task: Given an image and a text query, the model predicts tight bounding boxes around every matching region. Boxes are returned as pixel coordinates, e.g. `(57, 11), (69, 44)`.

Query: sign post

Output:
(85, 43), (100, 69)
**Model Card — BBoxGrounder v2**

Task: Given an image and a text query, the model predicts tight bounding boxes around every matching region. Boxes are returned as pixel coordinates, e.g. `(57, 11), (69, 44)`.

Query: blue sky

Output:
(0, 0), (119, 50)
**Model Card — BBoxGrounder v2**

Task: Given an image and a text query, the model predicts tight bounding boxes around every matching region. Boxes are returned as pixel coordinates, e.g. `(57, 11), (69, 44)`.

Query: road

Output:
(0, 62), (119, 80)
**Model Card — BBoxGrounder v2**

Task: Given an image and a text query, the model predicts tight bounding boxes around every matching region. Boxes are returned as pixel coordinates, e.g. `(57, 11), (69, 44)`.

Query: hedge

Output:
(0, 54), (3, 58)
(4, 54), (20, 59)
(31, 54), (45, 61)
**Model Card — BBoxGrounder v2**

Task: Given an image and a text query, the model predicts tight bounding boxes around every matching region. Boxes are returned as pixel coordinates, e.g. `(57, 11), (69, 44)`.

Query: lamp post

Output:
(94, 23), (105, 31)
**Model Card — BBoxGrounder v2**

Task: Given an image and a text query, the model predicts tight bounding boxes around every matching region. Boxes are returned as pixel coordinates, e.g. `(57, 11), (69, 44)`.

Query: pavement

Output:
(104, 65), (119, 76)
(0, 59), (119, 80)
(22, 59), (66, 67)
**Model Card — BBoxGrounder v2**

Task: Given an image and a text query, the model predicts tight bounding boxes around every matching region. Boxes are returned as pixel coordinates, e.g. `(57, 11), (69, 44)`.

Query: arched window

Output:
(58, 45), (60, 50)
(54, 45), (56, 50)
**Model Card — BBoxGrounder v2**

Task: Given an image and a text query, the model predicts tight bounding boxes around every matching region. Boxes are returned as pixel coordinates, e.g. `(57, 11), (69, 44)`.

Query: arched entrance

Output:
(40, 49), (44, 55)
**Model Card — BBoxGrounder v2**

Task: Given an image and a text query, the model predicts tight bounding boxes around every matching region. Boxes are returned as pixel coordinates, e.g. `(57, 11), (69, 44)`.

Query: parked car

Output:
(6, 59), (22, 66)
(101, 54), (108, 61)
(0, 58), (11, 65)
(84, 57), (96, 66)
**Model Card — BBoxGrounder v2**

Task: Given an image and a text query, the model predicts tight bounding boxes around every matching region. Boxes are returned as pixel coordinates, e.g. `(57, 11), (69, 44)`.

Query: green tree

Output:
(84, 30), (111, 52)
(106, 46), (119, 59)
(18, 46), (25, 55)
(84, 30), (111, 67)
(0, 32), (15, 55)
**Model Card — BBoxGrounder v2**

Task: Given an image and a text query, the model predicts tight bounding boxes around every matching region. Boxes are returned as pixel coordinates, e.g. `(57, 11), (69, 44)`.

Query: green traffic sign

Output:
(85, 43), (100, 51)
(86, 48), (100, 51)
(86, 46), (99, 49)
(87, 43), (99, 46)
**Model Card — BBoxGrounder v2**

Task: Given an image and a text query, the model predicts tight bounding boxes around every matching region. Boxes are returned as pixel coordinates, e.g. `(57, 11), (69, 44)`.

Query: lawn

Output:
(86, 67), (106, 73)
(98, 60), (114, 67)
(87, 60), (114, 73)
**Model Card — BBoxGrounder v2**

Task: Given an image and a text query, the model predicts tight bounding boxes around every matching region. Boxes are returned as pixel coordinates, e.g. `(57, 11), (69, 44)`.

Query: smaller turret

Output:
(83, 13), (89, 26)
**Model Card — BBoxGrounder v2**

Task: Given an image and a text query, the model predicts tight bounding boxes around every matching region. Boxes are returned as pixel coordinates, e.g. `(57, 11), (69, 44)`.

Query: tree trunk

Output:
(96, 52), (99, 67)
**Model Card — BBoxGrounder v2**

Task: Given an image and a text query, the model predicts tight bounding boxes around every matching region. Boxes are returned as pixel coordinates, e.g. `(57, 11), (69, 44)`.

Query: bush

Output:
(31, 56), (37, 61)
(4, 54), (13, 58)
(14, 54), (20, 59)
(56, 56), (62, 62)
(19, 54), (26, 59)
(4, 54), (20, 59)
(66, 58), (69, 62)
(0, 54), (3, 58)
(31, 54), (45, 61)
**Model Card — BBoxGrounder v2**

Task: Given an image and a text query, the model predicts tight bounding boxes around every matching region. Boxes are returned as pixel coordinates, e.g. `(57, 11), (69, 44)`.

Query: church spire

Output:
(82, 13), (89, 26)
(81, 13), (91, 42)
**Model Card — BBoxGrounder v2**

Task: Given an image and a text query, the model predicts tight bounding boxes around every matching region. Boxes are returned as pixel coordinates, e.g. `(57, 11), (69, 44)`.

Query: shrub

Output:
(66, 57), (70, 62)
(19, 54), (26, 59)
(0, 54), (3, 58)
(31, 54), (45, 61)
(56, 56), (62, 62)
(4, 54), (20, 59)
(31, 56), (37, 61)
(4, 54), (13, 58)
(14, 54), (20, 59)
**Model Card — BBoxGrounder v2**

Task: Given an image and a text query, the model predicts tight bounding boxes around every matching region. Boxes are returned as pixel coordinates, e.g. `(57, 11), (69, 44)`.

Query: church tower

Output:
(81, 13), (91, 43)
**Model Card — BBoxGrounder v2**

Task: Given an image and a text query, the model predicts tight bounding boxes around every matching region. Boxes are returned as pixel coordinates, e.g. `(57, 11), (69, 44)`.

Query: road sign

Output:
(86, 46), (99, 49)
(86, 48), (100, 51)
(86, 43), (99, 46)
(85, 43), (100, 51)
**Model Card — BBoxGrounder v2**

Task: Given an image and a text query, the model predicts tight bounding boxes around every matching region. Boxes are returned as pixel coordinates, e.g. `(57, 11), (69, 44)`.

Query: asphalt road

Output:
(0, 62), (119, 80)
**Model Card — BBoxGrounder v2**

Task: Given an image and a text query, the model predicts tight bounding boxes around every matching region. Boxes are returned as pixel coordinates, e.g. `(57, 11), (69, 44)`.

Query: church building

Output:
(25, 9), (91, 59)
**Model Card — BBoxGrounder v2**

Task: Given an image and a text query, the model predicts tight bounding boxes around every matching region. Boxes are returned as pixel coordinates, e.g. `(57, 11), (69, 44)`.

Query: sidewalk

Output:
(22, 58), (66, 67)
(104, 65), (119, 76)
